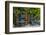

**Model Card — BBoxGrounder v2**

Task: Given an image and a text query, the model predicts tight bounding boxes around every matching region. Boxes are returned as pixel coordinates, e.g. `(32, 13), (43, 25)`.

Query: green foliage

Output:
(30, 8), (40, 20)
(13, 7), (40, 20)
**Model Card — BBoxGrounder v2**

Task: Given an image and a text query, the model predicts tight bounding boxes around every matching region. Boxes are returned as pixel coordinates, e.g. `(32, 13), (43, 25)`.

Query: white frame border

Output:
(9, 3), (44, 32)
